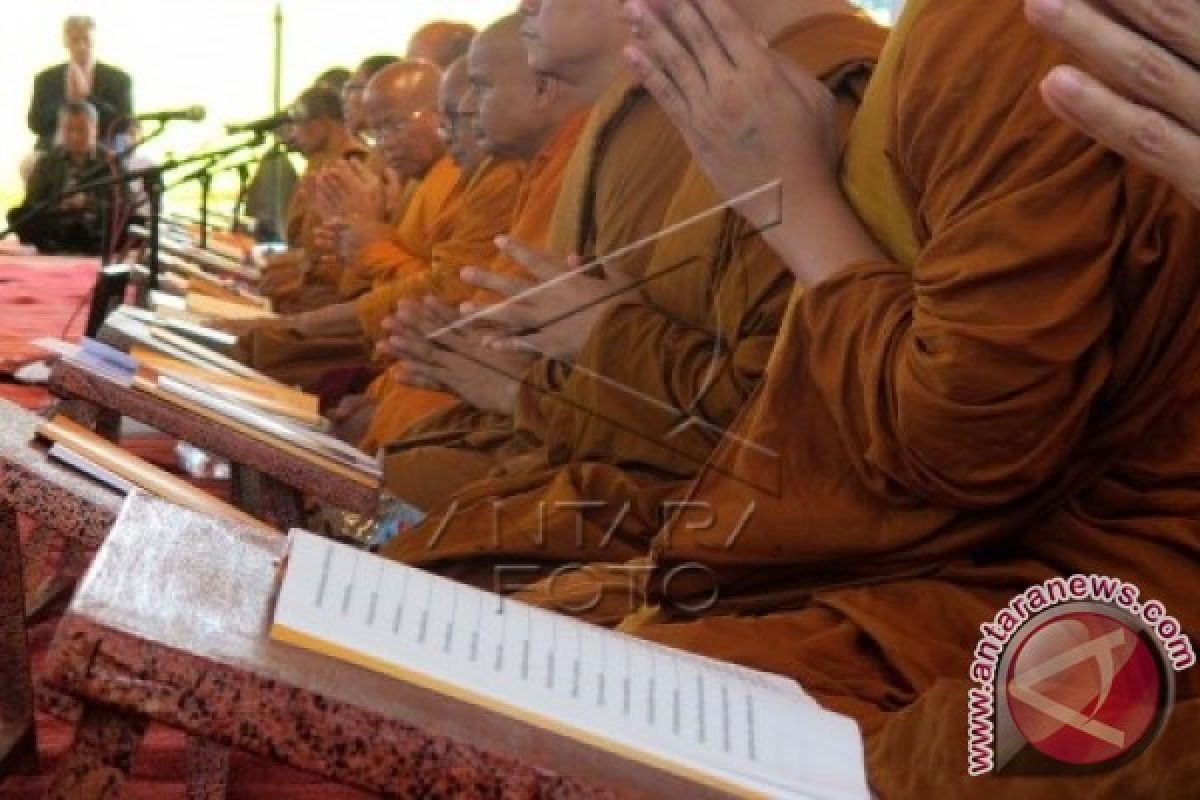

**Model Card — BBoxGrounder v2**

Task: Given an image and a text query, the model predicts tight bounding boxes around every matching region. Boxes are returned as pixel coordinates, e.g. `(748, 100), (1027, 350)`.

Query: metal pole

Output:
(271, 3), (285, 236)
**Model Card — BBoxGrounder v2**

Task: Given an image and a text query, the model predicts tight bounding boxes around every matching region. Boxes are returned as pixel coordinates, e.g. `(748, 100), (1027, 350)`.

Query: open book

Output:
(271, 532), (870, 799)
(38, 414), (268, 530)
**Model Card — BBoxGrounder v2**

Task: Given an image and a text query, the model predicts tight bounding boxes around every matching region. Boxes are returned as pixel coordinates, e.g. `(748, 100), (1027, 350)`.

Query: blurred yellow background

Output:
(1, 1), (895, 218)
(0, 1), (516, 214)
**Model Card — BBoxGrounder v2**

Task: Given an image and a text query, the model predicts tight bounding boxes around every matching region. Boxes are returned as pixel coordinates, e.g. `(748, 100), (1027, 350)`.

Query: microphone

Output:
(135, 105), (207, 124)
(225, 110), (293, 136)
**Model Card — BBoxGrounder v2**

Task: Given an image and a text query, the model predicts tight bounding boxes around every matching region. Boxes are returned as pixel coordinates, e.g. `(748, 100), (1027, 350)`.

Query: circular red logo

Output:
(1004, 611), (1165, 766)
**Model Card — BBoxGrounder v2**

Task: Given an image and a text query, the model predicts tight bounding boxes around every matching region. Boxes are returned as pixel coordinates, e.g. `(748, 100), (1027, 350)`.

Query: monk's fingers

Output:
(626, 41), (694, 135)
(625, 0), (707, 101)
(494, 236), (574, 284)
(662, 0), (734, 76)
(386, 331), (441, 365)
(1042, 65), (1200, 206)
(459, 264), (535, 300)
(1100, 0), (1200, 66)
(420, 296), (462, 328)
(691, 0), (767, 67)
(1028, 0), (1200, 131)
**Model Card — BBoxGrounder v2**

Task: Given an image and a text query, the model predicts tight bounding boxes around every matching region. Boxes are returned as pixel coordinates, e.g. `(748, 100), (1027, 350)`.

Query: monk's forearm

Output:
(291, 302), (363, 340)
(748, 177), (886, 289)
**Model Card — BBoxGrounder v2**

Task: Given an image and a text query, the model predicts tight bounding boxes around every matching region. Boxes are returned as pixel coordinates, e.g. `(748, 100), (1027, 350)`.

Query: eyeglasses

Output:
(362, 110), (435, 148)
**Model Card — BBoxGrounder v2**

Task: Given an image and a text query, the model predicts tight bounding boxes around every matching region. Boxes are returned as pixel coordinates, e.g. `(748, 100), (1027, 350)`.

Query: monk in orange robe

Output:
(269, 54), (403, 313)
(359, 15), (593, 455)
(379, 3), (884, 590)
(526, 0), (1196, 795)
(257, 86), (367, 304)
(232, 61), (524, 391)
(377, 0), (695, 508)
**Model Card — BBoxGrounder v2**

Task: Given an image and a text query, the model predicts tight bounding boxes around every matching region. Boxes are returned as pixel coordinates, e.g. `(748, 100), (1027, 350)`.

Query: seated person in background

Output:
(28, 16), (133, 152)
(8, 101), (122, 255)
(1026, 0), (1200, 209)
(407, 20), (479, 68)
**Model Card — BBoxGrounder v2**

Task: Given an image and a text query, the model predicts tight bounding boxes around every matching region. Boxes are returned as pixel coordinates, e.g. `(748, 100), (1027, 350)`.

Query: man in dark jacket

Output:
(28, 16), (133, 151)
(9, 101), (123, 255)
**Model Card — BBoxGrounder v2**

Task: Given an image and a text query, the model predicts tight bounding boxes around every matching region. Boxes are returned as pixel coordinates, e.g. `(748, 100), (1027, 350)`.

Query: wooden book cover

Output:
(37, 415), (270, 531)
(271, 532), (870, 800)
(187, 293), (277, 322)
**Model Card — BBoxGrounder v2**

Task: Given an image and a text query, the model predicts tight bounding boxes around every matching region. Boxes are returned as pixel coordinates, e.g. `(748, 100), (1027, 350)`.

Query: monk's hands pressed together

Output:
(380, 298), (538, 414)
(1027, 0), (1200, 209)
(622, 0), (842, 229)
(314, 162), (394, 264)
(457, 236), (639, 362)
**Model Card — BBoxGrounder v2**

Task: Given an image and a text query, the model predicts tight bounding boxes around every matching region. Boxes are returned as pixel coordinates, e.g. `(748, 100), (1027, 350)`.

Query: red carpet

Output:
(0, 255), (97, 375)
(0, 261), (371, 796)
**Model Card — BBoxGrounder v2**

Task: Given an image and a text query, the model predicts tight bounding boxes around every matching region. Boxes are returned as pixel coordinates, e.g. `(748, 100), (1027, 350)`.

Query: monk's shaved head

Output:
(439, 58), (485, 173)
(364, 60), (446, 179)
(461, 13), (583, 161)
(408, 21), (478, 68)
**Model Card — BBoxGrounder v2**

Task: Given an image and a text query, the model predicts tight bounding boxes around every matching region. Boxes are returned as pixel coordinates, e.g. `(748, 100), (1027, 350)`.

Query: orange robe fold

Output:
(340, 155), (464, 296)
(616, 1), (1200, 795)
(379, 75), (699, 505)
(360, 109), (593, 455)
(232, 155), (512, 389)
(381, 14), (887, 592)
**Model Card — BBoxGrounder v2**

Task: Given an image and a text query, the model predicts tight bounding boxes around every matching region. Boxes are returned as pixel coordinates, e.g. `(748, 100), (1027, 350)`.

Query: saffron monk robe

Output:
(379, 1), (886, 593)
(354, 15), (595, 455)
(231, 60), (524, 392)
(372, 0), (697, 512)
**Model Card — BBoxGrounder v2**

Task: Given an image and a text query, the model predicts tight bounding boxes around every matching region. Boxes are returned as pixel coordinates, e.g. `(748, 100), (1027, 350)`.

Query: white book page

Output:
(273, 532), (869, 799)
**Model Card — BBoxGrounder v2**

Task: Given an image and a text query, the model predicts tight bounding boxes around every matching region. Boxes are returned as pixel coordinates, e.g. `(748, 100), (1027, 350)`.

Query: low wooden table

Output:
(0, 398), (124, 780)
(43, 493), (621, 799)
(47, 361), (379, 532)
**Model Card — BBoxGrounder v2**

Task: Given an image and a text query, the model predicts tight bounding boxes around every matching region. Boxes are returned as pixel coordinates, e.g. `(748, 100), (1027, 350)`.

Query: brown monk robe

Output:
(380, 8), (886, 591)
(377, 0), (693, 507)
(591, 1), (1198, 795)
(230, 61), (522, 390)
(360, 17), (593, 455)
(258, 86), (367, 301)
